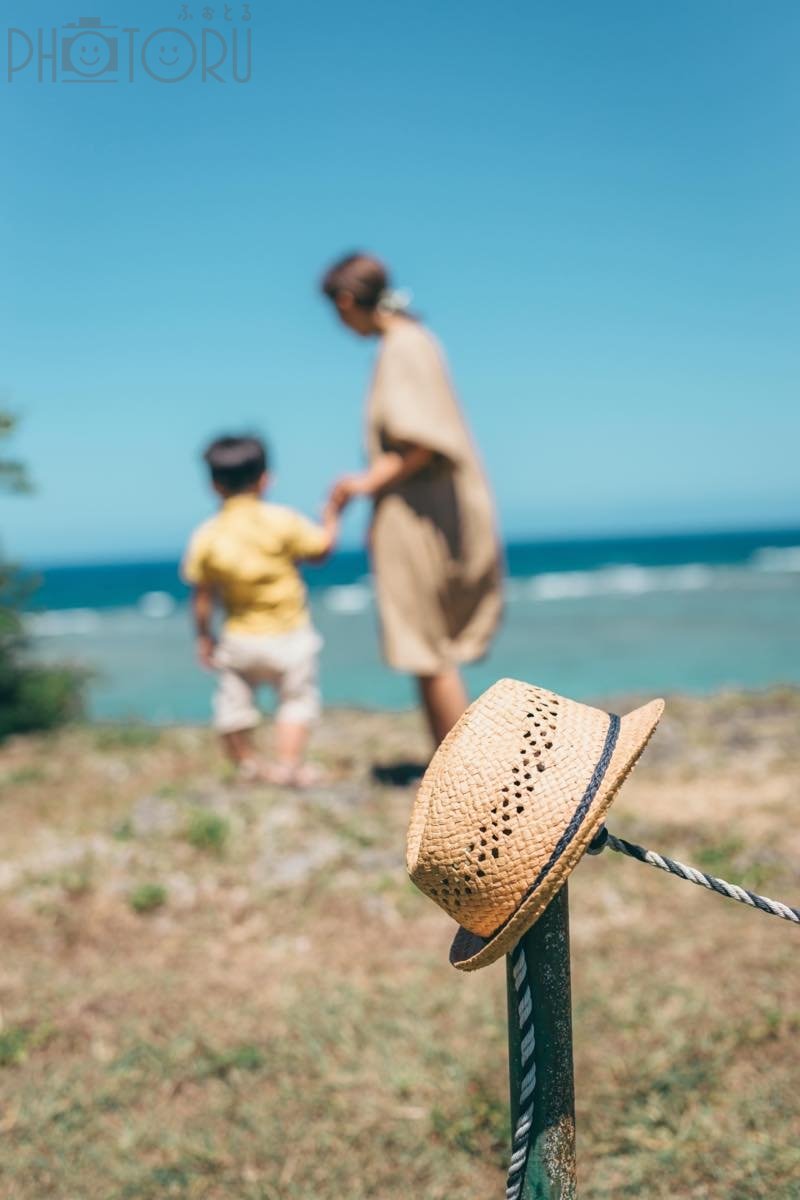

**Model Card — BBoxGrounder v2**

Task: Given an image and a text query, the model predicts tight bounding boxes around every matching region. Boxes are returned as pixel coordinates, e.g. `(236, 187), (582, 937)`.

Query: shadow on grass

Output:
(371, 760), (428, 788)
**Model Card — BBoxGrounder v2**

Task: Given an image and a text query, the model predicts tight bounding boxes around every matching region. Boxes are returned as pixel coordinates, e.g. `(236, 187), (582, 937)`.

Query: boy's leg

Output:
(214, 660), (261, 771)
(221, 728), (257, 767)
(271, 628), (322, 783)
(273, 720), (310, 771)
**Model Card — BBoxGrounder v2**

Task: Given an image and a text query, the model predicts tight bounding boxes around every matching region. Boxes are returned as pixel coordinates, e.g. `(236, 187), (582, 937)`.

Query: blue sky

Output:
(2, 0), (798, 563)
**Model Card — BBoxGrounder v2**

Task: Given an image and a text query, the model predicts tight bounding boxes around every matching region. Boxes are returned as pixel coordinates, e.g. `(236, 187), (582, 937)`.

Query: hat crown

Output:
(407, 679), (613, 937)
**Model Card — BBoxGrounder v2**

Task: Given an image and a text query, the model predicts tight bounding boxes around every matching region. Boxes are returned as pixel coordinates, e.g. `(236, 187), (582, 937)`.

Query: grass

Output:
(1, 765), (47, 787)
(693, 836), (774, 891)
(185, 809), (230, 855)
(93, 725), (162, 751)
(0, 1024), (53, 1068)
(0, 1026), (32, 1068)
(0, 691), (798, 1199)
(112, 818), (135, 841)
(129, 883), (168, 914)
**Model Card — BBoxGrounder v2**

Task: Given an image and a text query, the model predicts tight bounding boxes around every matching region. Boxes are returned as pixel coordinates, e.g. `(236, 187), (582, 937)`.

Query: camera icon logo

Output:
(61, 16), (119, 82)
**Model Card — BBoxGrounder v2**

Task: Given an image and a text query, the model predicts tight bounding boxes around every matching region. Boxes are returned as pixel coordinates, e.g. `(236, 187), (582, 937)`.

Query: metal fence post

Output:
(506, 883), (576, 1200)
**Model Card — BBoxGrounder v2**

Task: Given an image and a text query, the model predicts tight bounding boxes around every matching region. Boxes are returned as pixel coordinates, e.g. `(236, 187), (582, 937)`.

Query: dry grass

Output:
(0, 691), (798, 1199)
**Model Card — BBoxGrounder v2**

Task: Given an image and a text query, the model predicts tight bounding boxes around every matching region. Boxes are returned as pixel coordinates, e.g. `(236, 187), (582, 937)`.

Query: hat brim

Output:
(449, 697), (664, 971)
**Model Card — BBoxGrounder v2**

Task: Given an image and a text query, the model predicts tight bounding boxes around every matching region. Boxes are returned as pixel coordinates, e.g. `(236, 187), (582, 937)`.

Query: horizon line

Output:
(22, 519), (800, 572)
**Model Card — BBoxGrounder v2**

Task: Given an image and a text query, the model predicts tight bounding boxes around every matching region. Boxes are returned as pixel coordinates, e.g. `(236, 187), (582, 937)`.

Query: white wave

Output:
(503, 579), (531, 604)
(138, 591), (177, 619)
(25, 608), (102, 637)
(528, 571), (597, 601)
(526, 563), (717, 602)
(323, 584), (373, 615)
(666, 564), (717, 590)
(751, 546), (800, 573)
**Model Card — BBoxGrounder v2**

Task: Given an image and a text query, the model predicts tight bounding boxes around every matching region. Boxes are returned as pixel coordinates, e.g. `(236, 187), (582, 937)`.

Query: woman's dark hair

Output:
(320, 252), (389, 310)
(203, 435), (268, 494)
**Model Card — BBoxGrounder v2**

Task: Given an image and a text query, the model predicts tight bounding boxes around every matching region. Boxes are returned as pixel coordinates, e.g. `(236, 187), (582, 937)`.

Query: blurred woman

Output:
(322, 252), (503, 745)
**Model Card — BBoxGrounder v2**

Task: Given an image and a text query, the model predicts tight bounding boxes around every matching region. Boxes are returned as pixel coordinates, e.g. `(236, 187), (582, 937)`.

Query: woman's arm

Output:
(329, 445), (434, 511)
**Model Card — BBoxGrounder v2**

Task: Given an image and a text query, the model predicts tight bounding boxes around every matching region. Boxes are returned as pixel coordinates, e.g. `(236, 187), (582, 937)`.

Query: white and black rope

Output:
(506, 943), (536, 1200)
(588, 826), (800, 926)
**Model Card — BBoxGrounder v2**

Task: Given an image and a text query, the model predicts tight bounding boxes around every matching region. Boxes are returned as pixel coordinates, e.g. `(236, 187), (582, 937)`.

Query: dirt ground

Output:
(0, 689), (798, 1199)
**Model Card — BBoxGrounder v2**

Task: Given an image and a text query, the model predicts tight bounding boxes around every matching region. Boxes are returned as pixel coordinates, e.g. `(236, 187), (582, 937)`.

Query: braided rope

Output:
(506, 943), (535, 1200)
(588, 827), (800, 925)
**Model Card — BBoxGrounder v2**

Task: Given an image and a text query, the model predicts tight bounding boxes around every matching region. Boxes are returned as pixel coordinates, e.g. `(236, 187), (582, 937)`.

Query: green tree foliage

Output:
(0, 411), (86, 739)
(0, 411), (33, 495)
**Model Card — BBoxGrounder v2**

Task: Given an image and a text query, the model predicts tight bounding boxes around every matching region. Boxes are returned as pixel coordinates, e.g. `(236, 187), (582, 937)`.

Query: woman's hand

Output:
(328, 473), (369, 512)
(329, 448), (434, 512)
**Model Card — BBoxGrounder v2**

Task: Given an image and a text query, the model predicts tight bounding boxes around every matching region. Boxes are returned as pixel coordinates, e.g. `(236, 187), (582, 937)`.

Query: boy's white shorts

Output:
(212, 625), (322, 733)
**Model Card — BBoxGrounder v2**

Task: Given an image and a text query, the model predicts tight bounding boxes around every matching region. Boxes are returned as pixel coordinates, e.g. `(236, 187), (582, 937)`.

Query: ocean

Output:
(23, 528), (800, 723)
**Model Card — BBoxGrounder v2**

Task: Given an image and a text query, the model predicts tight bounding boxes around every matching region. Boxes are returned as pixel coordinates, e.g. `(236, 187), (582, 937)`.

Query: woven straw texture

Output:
(406, 679), (664, 970)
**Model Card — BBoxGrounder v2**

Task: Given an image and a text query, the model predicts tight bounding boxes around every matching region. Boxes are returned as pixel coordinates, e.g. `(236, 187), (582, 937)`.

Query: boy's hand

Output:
(191, 585), (216, 668)
(196, 633), (216, 670)
(328, 473), (368, 512)
(322, 498), (340, 528)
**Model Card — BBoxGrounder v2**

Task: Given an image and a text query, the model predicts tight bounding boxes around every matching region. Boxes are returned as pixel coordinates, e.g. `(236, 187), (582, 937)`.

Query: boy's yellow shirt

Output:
(182, 494), (328, 635)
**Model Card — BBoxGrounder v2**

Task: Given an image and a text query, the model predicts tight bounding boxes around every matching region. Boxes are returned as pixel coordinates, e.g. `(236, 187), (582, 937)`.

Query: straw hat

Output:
(406, 679), (664, 971)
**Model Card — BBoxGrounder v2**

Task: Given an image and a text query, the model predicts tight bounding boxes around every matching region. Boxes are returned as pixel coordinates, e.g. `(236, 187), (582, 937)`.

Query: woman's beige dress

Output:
(366, 320), (503, 675)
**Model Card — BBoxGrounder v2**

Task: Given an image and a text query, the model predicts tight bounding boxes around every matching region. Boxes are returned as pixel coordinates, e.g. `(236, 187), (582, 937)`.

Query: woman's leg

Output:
(417, 668), (469, 746)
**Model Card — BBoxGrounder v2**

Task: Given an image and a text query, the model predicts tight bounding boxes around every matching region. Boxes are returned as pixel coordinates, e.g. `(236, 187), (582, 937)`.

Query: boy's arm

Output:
(192, 584), (217, 669)
(301, 504), (339, 564)
(290, 503), (340, 565)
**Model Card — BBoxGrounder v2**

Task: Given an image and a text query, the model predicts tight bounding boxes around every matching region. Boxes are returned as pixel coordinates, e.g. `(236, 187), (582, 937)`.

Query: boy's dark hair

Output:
(203, 435), (269, 494)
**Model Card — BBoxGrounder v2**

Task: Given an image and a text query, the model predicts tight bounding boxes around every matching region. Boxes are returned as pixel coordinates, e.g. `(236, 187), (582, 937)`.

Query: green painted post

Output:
(506, 883), (576, 1200)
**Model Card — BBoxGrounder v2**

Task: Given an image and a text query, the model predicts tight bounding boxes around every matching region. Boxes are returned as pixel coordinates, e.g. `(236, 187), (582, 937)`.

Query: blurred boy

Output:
(182, 435), (337, 786)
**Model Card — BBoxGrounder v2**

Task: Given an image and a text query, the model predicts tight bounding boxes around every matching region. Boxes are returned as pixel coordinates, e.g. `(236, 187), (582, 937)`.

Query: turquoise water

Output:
(25, 530), (800, 722)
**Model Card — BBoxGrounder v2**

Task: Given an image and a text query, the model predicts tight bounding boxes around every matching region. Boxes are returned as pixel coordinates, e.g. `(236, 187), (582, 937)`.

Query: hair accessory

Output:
(376, 287), (413, 314)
